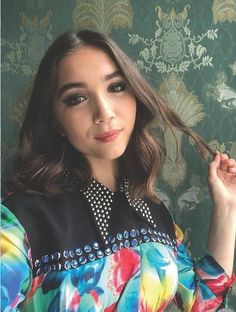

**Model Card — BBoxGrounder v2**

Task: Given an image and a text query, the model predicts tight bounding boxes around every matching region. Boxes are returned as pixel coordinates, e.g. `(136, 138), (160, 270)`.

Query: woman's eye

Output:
(109, 81), (128, 93)
(63, 95), (86, 106)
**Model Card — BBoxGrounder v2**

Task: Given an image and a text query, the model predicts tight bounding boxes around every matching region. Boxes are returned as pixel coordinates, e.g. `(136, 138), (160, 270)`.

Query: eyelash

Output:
(63, 95), (86, 106)
(108, 81), (128, 93)
(63, 81), (128, 107)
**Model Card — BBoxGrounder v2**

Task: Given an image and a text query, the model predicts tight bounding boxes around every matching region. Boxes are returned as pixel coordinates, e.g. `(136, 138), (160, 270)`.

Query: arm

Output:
(1, 204), (32, 311)
(207, 153), (236, 276)
(174, 153), (236, 311)
(174, 224), (235, 312)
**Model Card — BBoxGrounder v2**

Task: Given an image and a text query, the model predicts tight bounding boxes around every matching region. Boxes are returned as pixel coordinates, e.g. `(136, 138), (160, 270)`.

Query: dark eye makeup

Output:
(63, 95), (86, 106)
(62, 80), (128, 107)
(108, 81), (128, 93)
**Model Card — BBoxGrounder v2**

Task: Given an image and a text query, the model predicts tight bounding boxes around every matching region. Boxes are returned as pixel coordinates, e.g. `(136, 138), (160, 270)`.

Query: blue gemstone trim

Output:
(97, 250), (104, 258)
(42, 255), (49, 263)
(34, 227), (177, 276)
(93, 242), (99, 250)
(75, 248), (83, 256)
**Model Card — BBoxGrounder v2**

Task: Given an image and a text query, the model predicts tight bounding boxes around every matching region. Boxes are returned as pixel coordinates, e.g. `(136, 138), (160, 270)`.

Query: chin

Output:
(97, 146), (127, 160)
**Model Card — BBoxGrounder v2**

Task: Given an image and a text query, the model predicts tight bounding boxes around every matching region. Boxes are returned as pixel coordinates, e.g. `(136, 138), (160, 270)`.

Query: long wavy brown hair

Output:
(8, 30), (215, 200)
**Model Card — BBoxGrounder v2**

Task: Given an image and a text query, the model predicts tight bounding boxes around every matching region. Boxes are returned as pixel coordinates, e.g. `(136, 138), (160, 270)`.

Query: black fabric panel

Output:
(2, 191), (176, 269)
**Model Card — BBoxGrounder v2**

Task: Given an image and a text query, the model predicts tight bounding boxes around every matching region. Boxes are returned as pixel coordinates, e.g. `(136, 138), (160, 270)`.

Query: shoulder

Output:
(2, 192), (52, 222)
(2, 191), (83, 217)
(144, 197), (176, 240)
(1, 191), (86, 235)
(145, 197), (174, 224)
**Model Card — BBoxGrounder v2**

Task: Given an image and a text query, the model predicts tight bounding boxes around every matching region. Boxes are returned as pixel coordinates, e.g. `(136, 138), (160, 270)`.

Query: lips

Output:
(94, 129), (122, 142)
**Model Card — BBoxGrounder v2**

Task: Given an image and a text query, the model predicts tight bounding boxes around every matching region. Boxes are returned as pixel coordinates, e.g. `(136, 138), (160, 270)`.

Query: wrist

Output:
(212, 204), (236, 224)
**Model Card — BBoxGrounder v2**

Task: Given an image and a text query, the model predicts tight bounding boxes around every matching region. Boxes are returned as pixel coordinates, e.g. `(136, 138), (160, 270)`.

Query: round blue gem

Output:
(131, 239), (138, 247)
(105, 248), (111, 255)
(143, 235), (150, 242)
(141, 228), (147, 235)
(148, 228), (153, 234)
(52, 252), (61, 261)
(63, 250), (70, 258)
(124, 240), (130, 248)
(123, 231), (129, 239)
(130, 229), (136, 237)
(69, 250), (75, 258)
(84, 245), (91, 253)
(88, 253), (96, 261)
(112, 244), (119, 252)
(43, 264), (51, 273)
(97, 250), (104, 258)
(93, 242), (99, 250)
(71, 259), (79, 268)
(34, 259), (41, 268)
(108, 236), (115, 243)
(75, 248), (83, 256)
(78, 256), (87, 265)
(42, 255), (50, 263)
(116, 233), (123, 241)
(64, 261), (71, 270)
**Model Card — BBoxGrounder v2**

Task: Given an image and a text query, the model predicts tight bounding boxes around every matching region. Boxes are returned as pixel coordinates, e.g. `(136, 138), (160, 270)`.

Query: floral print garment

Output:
(1, 182), (235, 311)
(1, 206), (234, 312)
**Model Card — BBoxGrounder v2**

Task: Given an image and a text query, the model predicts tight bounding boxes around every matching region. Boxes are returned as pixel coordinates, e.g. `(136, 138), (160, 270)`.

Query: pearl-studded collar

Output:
(80, 178), (158, 244)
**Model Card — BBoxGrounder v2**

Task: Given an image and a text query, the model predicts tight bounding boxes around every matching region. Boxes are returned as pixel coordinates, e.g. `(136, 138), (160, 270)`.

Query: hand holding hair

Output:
(207, 152), (236, 276)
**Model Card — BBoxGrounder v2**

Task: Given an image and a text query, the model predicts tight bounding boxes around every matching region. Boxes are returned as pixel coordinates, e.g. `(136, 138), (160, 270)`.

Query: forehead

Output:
(57, 46), (118, 84)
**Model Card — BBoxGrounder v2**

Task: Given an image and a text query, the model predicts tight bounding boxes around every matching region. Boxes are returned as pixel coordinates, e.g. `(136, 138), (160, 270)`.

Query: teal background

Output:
(1, 0), (236, 309)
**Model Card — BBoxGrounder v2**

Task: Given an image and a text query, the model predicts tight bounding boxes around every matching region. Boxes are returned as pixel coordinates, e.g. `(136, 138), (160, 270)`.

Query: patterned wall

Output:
(2, 0), (236, 309)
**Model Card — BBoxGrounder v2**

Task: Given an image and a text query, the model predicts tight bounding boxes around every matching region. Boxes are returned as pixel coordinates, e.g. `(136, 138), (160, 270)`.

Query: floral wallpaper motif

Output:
(158, 72), (206, 189)
(129, 5), (218, 73)
(1, 1), (236, 310)
(212, 0), (236, 23)
(73, 0), (133, 33)
(2, 12), (53, 77)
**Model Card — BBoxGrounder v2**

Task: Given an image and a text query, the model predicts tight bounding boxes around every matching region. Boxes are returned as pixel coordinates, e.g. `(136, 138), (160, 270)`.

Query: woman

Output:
(1, 29), (236, 311)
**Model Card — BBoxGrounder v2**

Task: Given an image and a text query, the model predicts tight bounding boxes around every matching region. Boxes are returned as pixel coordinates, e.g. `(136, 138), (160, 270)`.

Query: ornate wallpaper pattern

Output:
(2, 0), (236, 309)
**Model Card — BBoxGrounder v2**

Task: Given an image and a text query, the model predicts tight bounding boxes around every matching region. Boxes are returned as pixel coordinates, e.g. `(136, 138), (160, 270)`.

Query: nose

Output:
(93, 95), (115, 124)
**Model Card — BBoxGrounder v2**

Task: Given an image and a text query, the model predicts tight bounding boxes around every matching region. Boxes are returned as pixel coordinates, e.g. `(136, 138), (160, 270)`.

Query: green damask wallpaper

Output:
(1, 0), (236, 309)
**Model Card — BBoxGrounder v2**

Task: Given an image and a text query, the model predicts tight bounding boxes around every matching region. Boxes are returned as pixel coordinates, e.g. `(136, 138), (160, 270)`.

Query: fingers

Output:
(209, 153), (236, 182)
(208, 154), (221, 182)
(220, 154), (236, 174)
(212, 153), (236, 180)
(228, 168), (236, 176)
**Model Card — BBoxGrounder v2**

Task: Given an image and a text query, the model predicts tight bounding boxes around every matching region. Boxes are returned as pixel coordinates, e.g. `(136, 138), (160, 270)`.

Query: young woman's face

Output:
(53, 46), (137, 168)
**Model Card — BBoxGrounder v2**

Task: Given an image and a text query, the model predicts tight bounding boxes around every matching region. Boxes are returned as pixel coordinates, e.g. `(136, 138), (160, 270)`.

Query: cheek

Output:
(56, 108), (90, 136)
(125, 100), (137, 126)
(57, 116), (83, 141)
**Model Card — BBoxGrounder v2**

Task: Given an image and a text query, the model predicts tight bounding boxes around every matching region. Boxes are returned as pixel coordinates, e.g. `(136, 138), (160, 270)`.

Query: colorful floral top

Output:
(1, 179), (235, 311)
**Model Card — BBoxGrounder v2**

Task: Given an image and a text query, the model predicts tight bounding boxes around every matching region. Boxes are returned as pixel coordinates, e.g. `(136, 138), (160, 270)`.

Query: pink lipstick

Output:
(95, 130), (122, 142)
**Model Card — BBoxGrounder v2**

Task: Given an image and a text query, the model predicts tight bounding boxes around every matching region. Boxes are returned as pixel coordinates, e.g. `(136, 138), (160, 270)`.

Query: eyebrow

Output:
(57, 70), (122, 98)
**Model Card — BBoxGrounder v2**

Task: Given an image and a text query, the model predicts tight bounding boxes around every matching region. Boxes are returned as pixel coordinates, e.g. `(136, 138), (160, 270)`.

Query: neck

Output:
(89, 158), (119, 192)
